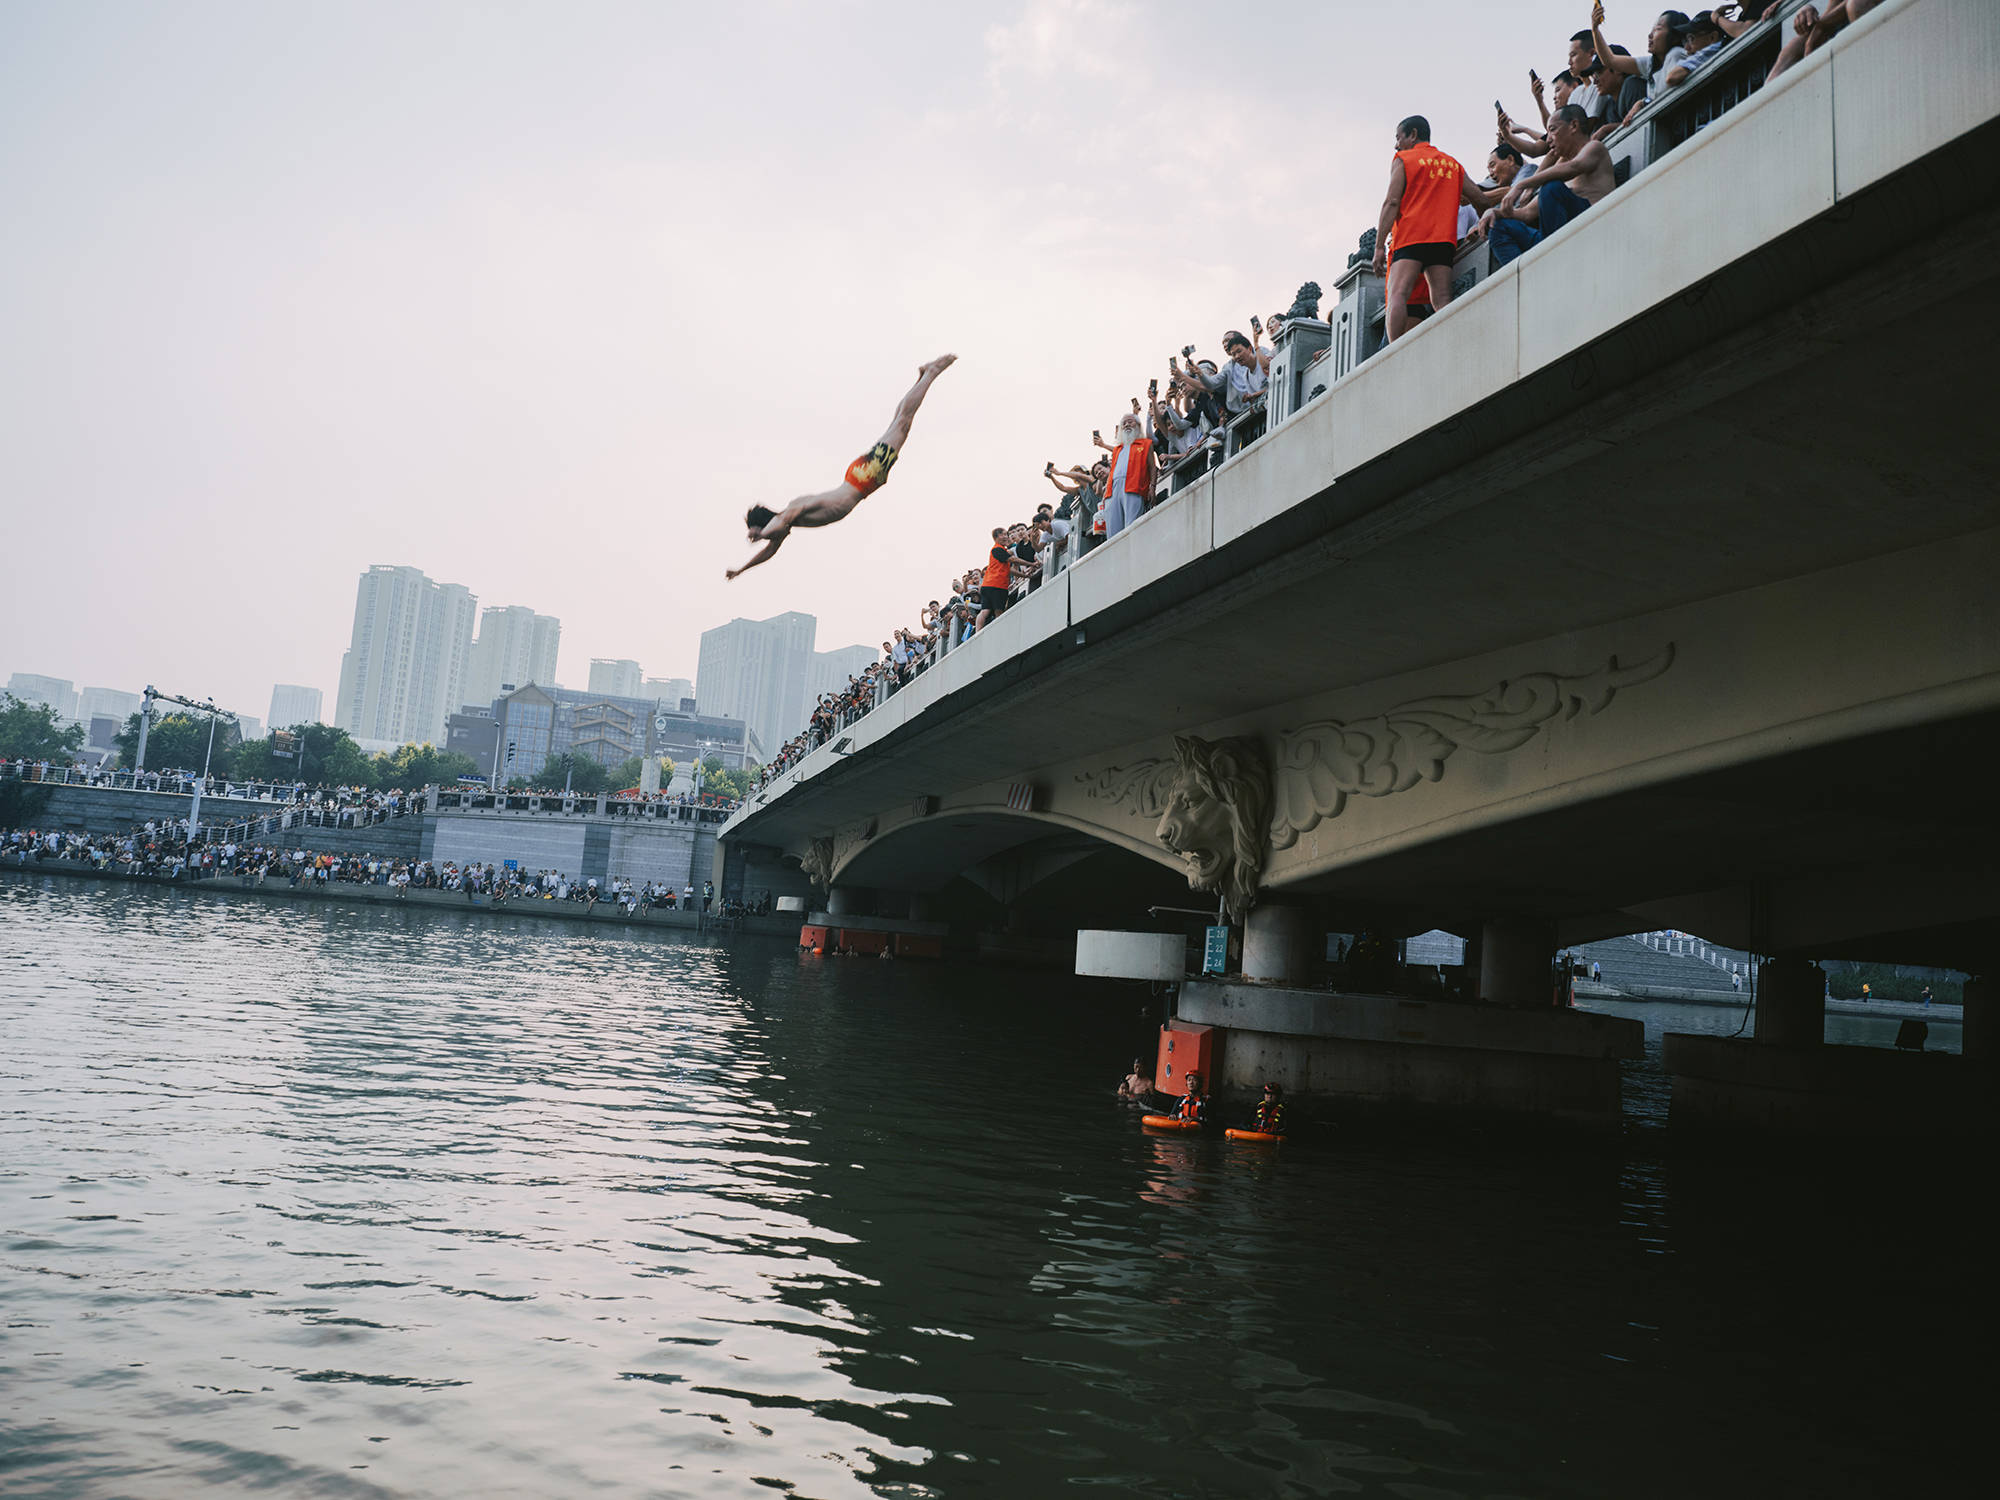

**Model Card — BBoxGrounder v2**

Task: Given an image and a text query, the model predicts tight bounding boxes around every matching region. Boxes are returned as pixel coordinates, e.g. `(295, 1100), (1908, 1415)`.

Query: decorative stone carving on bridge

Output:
(799, 835), (835, 891)
(1160, 735), (1273, 923)
(1268, 647), (1676, 850)
(1083, 734), (1274, 923)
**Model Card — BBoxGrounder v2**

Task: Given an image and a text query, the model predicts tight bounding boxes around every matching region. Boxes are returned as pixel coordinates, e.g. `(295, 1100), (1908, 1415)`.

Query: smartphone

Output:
(1092, 429), (1102, 443)
(1148, 378), (1158, 396)
(1495, 98), (1505, 112)
(1182, 344), (1196, 358)
(1530, 67), (1541, 83)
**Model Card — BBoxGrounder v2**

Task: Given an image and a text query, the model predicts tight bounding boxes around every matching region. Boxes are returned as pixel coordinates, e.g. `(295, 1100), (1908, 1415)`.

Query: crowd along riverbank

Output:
(0, 853), (800, 940)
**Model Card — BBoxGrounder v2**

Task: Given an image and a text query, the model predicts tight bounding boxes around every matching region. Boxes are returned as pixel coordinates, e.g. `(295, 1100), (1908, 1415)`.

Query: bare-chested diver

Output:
(726, 354), (957, 580)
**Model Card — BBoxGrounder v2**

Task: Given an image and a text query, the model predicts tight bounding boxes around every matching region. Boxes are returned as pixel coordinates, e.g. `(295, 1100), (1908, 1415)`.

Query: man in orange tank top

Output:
(1370, 115), (1500, 343)
(727, 354), (957, 580)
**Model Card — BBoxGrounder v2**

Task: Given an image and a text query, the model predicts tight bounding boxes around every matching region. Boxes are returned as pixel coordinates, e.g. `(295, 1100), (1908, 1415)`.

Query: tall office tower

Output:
(463, 605), (562, 706)
(695, 611), (817, 761)
(267, 684), (324, 729)
(808, 645), (880, 705)
(332, 565), (478, 747)
(587, 658), (643, 699)
(643, 675), (695, 710)
(6, 673), (79, 722)
(233, 714), (263, 743)
(78, 686), (142, 728)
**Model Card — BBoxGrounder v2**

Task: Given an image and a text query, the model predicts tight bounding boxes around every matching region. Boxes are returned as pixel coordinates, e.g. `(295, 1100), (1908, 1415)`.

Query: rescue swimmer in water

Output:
(1225, 1082), (1287, 1142)
(726, 354), (958, 580)
(1141, 1070), (1210, 1132)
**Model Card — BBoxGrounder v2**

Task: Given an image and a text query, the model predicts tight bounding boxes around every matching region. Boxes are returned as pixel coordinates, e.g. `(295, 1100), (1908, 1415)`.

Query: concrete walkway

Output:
(1577, 982), (1963, 1027)
(0, 854), (800, 941)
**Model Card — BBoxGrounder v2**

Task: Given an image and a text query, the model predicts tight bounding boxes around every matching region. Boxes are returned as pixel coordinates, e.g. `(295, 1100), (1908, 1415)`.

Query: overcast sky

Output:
(1, 0), (1600, 723)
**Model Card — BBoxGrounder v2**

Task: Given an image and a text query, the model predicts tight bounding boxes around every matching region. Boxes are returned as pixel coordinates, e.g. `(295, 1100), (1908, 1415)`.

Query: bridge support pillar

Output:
(907, 893), (936, 922)
(1479, 918), (1556, 1007)
(826, 886), (871, 918)
(1243, 903), (1315, 986)
(1753, 956), (1824, 1048)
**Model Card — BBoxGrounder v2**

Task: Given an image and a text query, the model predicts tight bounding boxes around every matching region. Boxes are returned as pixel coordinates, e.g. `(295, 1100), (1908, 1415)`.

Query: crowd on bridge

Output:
(742, 1), (1887, 792)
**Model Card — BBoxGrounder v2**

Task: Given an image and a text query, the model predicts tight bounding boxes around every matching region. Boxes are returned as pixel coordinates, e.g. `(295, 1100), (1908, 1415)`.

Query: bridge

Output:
(716, 0), (2000, 1131)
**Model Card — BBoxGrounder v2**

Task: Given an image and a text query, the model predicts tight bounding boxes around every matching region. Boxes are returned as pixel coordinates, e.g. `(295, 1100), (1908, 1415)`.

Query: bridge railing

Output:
(1633, 929), (1753, 979)
(431, 789), (737, 825)
(0, 760), (312, 802)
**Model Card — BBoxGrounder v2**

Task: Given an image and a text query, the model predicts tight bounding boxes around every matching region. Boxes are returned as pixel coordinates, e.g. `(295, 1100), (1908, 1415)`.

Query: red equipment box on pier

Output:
(1155, 1021), (1216, 1096)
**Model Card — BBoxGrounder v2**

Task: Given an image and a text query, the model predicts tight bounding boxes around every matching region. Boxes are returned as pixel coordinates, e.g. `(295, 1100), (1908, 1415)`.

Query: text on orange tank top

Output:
(1393, 143), (1464, 248)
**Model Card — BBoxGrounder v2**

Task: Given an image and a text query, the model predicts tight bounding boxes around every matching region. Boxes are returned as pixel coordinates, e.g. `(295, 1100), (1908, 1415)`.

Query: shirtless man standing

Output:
(1482, 104), (1617, 243)
(726, 354), (958, 580)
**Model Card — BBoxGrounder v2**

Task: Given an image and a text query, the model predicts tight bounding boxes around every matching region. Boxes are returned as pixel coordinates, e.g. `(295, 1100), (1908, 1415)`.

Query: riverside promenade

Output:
(0, 853), (801, 940)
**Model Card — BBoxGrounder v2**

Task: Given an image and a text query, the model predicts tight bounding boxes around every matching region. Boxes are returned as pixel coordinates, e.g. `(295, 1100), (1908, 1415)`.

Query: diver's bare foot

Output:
(919, 354), (957, 377)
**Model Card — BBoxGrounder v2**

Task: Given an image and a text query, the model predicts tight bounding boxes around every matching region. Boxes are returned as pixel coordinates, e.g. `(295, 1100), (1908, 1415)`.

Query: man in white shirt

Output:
(1193, 330), (1271, 418)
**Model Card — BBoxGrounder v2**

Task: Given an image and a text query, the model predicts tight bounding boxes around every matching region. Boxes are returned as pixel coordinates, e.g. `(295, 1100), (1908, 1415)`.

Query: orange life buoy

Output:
(1224, 1128), (1285, 1143)
(1141, 1114), (1201, 1131)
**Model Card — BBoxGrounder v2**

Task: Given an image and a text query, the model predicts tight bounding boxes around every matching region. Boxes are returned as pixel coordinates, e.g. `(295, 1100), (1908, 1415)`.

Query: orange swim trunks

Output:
(842, 441), (899, 497)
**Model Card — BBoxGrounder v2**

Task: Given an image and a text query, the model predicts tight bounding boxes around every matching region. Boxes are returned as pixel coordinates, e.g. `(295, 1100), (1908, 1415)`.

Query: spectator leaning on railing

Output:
(1665, 7), (1757, 85)
(976, 526), (1036, 631)
(1484, 104), (1618, 243)
(1094, 410), (1156, 540)
(1594, 6), (1691, 123)
(1189, 327), (1272, 422)
(1470, 144), (1541, 264)
(1767, 1), (1881, 80)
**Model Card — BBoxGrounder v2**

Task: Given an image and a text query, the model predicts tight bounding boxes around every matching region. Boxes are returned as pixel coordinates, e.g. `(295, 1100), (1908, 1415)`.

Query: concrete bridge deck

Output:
(719, 0), (2000, 974)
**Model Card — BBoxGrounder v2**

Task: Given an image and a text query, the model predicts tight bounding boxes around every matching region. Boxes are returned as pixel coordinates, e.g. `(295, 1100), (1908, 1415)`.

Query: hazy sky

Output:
(2, 0), (1598, 722)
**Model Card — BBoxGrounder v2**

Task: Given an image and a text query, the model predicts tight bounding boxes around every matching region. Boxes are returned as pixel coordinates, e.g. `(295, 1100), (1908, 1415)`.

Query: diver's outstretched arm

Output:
(726, 536), (784, 581)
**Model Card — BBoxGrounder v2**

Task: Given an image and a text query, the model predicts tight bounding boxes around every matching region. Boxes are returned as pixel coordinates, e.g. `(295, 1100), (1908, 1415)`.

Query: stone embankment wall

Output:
(31, 785), (275, 836)
(425, 814), (717, 888)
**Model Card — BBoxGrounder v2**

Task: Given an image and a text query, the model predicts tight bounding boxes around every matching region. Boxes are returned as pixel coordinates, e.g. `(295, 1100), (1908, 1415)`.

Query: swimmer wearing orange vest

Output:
(726, 354), (958, 580)
(1175, 1071), (1210, 1126)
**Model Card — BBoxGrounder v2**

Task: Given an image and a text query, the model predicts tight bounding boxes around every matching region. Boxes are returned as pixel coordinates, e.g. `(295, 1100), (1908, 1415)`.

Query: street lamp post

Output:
(186, 705), (234, 842)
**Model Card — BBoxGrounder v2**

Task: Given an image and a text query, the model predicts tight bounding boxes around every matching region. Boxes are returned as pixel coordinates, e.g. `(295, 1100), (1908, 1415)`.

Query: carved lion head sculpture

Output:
(1155, 733), (1272, 924)
(800, 835), (835, 891)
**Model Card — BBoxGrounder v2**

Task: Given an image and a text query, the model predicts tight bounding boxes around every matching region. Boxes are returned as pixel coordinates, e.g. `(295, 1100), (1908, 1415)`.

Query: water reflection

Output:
(0, 875), (1976, 1498)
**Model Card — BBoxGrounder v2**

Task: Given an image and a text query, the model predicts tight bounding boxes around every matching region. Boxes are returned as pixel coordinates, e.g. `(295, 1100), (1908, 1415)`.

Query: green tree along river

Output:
(0, 876), (1974, 1499)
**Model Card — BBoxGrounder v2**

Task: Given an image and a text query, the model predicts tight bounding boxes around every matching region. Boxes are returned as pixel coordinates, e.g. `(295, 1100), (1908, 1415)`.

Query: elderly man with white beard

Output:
(1095, 410), (1156, 540)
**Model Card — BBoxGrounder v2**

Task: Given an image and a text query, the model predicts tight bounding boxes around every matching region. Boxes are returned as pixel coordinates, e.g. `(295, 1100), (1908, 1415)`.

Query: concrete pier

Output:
(1175, 979), (1643, 1126)
(798, 908), (948, 958)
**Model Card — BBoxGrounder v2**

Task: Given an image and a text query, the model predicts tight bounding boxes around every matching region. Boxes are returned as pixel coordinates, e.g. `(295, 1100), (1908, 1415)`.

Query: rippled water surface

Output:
(1, 876), (1976, 1498)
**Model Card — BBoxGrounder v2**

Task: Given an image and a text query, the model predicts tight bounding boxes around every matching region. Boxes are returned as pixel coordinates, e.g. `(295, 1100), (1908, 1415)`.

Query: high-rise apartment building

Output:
(587, 658), (643, 699)
(267, 684), (324, 729)
(463, 605), (561, 707)
(808, 645), (879, 705)
(6, 673), (79, 722)
(332, 565), (478, 748)
(78, 686), (142, 728)
(233, 714), (263, 743)
(695, 611), (817, 763)
(643, 675), (695, 710)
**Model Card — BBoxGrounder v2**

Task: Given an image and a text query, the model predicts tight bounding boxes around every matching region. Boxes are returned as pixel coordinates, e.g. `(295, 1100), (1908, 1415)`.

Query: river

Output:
(0, 875), (1975, 1498)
